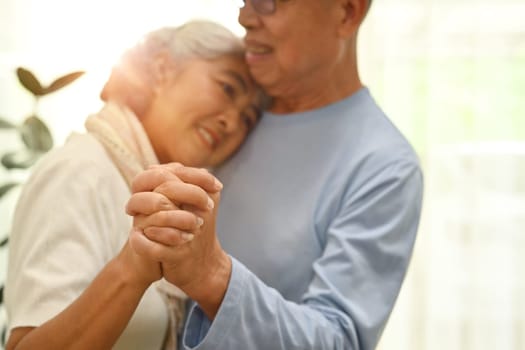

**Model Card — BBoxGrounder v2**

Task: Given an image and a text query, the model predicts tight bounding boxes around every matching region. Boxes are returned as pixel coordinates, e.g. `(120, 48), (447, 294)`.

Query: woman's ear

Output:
(336, 0), (368, 38)
(152, 52), (177, 91)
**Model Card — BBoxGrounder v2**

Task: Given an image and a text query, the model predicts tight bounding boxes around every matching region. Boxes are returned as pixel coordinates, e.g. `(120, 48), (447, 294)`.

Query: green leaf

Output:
(0, 182), (19, 199)
(20, 115), (53, 152)
(1, 150), (41, 169)
(16, 67), (44, 96)
(43, 71), (85, 95)
(0, 118), (16, 129)
(0, 237), (7, 248)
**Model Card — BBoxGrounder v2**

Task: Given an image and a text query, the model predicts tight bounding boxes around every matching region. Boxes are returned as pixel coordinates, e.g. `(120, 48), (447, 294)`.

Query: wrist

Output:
(113, 248), (156, 291)
(185, 249), (232, 319)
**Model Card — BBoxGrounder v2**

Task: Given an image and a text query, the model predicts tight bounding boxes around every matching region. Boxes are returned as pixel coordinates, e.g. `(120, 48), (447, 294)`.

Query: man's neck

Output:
(269, 53), (363, 114)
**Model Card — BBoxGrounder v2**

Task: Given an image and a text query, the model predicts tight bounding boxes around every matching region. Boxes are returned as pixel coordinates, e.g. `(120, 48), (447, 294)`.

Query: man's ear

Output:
(336, 0), (368, 38)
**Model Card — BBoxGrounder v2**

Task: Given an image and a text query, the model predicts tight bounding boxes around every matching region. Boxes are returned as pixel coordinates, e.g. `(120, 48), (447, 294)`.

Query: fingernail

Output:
(214, 178), (223, 191)
(207, 196), (215, 210)
(196, 216), (204, 227)
(181, 232), (194, 242)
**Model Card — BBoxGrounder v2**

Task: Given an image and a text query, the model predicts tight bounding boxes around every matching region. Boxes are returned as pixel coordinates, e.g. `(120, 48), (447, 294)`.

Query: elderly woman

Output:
(4, 20), (264, 350)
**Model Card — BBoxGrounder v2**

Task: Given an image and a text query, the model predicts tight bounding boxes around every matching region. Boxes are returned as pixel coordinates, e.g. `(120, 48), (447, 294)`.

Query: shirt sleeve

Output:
(182, 160), (424, 350)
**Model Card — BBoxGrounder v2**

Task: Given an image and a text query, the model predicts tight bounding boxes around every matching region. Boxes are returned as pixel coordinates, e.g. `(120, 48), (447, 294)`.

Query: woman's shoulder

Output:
(19, 132), (127, 207)
(31, 133), (117, 181)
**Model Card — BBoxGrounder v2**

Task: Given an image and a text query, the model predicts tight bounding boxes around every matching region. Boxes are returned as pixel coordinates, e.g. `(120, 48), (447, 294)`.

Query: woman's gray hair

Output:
(127, 20), (245, 73)
(101, 20), (247, 110)
(142, 20), (245, 61)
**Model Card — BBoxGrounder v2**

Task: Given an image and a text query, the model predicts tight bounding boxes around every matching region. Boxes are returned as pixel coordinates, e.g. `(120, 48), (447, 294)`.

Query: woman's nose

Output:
(217, 109), (241, 134)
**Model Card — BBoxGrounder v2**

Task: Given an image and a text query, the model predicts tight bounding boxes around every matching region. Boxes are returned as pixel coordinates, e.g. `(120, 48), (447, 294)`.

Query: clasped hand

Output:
(125, 163), (231, 318)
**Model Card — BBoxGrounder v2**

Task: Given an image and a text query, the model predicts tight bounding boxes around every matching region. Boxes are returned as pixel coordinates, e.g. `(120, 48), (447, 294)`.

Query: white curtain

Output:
(365, 1), (525, 349)
(378, 143), (525, 350)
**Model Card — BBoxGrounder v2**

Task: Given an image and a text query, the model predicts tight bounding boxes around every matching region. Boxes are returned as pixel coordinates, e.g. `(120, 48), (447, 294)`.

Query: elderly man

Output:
(129, 0), (423, 349)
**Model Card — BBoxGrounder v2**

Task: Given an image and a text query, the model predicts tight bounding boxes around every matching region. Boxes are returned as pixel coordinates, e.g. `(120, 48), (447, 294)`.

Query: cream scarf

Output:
(85, 101), (186, 349)
(84, 102), (158, 187)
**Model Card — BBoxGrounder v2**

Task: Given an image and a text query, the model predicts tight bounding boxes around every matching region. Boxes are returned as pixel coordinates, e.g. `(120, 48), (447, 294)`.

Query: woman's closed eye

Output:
(221, 82), (237, 100)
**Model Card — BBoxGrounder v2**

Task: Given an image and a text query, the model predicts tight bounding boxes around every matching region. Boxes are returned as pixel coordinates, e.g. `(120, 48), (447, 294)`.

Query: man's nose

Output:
(238, 1), (260, 30)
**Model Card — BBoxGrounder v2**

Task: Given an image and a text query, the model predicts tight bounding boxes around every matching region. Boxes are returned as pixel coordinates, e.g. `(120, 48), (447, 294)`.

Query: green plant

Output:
(0, 67), (84, 244)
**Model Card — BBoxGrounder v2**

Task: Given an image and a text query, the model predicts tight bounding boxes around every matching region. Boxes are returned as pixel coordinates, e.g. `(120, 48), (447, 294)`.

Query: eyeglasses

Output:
(235, 0), (277, 15)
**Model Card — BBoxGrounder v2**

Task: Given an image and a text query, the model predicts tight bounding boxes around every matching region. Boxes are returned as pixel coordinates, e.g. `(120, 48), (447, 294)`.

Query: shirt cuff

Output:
(182, 256), (247, 349)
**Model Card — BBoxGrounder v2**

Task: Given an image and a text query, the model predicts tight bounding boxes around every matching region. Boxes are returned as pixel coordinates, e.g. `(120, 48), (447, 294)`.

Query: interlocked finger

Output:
(131, 166), (182, 193)
(144, 227), (194, 246)
(154, 180), (214, 212)
(129, 228), (184, 264)
(126, 191), (178, 216)
(163, 165), (222, 193)
(135, 210), (204, 232)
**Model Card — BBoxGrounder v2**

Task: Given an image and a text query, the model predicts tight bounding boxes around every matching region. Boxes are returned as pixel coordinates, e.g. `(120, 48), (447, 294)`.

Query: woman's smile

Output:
(196, 125), (220, 150)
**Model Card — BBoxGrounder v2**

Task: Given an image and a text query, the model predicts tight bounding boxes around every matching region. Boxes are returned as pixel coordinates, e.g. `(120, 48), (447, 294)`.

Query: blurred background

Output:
(0, 0), (524, 349)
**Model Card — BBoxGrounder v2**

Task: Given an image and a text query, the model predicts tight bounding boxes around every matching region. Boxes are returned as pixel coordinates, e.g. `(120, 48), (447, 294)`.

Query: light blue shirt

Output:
(182, 88), (423, 349)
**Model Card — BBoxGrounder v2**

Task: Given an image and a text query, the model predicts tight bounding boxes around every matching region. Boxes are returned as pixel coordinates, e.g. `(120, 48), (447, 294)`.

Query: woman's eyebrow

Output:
(224, 69), (248, 93)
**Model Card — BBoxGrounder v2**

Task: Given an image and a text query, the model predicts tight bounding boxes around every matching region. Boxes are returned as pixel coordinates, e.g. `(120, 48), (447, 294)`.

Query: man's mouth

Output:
(245, 39), (273, 60)
(246, 45), (272, 55)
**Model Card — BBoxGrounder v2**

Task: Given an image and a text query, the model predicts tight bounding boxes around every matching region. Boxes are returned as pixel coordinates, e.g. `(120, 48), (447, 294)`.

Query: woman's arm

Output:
(7, 243), (158, 350)
(4, 151), (162, 349)
(5, 162), (220, 350)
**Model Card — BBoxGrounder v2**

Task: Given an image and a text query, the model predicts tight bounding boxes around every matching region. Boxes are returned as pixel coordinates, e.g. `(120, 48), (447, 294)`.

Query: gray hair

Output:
(146, 20), (244, 60)
(128, 20), (245, 70)
(101, 20), (249, 111)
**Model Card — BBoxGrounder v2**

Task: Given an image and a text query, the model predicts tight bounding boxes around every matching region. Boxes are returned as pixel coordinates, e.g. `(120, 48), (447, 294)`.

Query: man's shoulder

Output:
(326, 91), (422, 180)
(325, 90), (419, 162)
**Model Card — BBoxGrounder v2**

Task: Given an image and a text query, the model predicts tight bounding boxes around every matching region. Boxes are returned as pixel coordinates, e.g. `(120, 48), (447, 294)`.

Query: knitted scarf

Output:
(84, 102), (158, 187)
